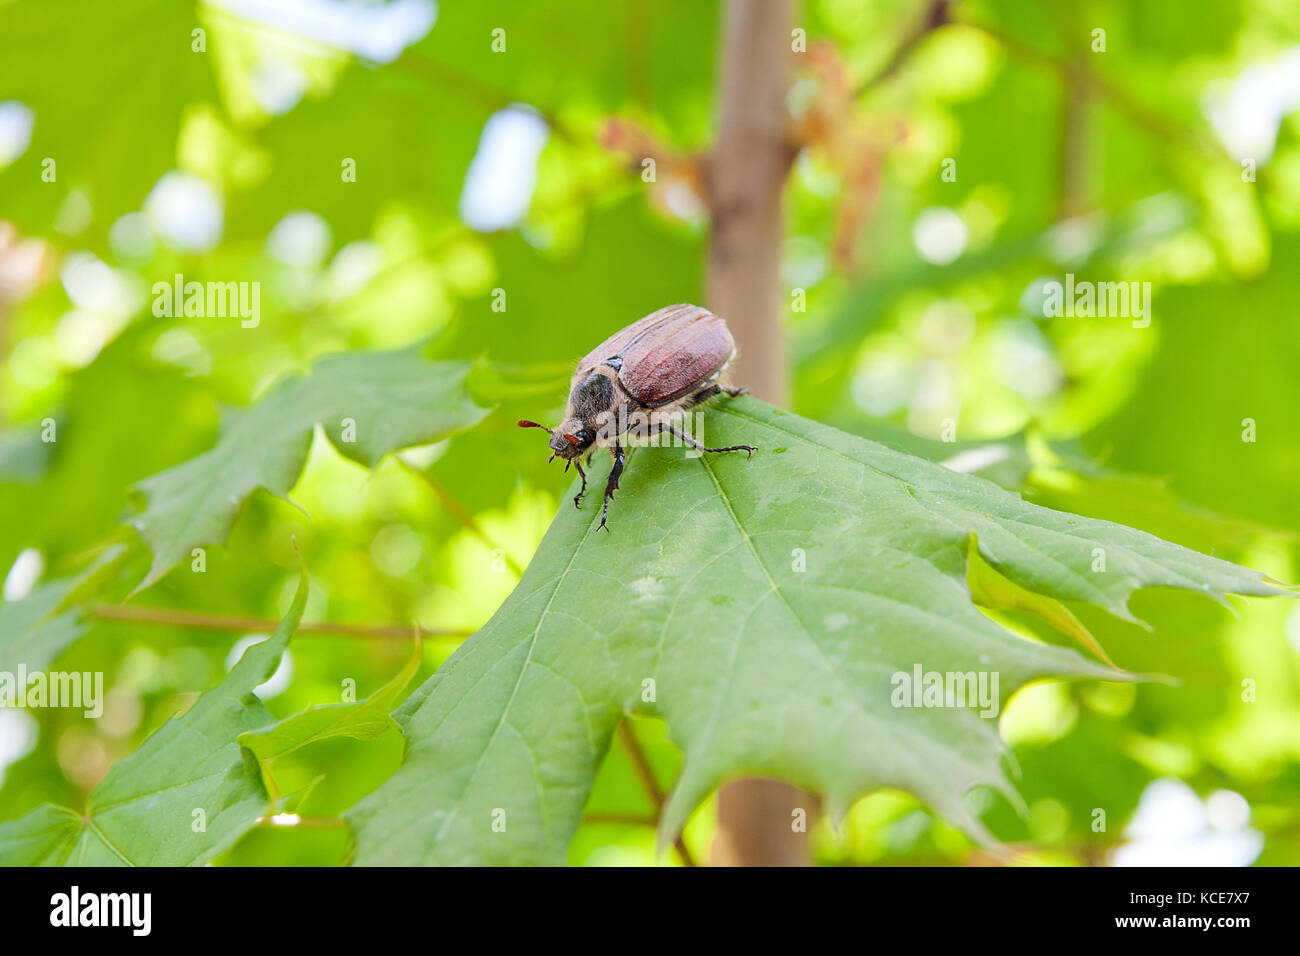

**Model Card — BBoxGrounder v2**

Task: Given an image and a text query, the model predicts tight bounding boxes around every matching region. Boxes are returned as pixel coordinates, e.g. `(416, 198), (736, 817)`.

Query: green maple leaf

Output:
(239, 637), (422, 801)
(0, 545), (126, 675)
(345, 397), (1287, 864)
(0, 559), (308, 866)
(128, 346), (491, 591)
(0, 580), (85, 679)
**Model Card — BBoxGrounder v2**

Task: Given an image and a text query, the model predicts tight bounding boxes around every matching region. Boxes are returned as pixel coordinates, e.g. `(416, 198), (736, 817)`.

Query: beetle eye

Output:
(563, 433), (581, 446)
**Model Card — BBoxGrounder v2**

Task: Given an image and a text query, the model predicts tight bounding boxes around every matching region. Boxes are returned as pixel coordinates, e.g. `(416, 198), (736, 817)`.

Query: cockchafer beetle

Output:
(519, 303), (756, 530)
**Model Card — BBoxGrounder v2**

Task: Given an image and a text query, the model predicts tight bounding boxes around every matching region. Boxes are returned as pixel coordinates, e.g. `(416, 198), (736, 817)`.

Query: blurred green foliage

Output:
(1, 0), (1299, 865)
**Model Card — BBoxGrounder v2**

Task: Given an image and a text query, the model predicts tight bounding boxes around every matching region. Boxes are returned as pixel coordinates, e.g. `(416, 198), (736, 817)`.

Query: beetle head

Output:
(518, 418), (595, 461)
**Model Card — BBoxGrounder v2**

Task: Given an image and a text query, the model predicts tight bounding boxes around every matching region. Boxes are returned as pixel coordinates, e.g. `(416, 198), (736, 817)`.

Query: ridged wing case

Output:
(578, 304), (735, 406)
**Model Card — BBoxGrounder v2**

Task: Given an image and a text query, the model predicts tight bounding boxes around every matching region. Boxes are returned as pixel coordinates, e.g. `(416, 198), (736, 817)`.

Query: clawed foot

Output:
(705, 443), (757, 457)
(598, 478), (619, 532)
(572, 459), (588, 509)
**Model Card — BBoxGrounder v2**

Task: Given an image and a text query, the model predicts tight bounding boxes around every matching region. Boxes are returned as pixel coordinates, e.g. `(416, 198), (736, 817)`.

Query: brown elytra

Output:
(519, 304), (755, 530)
(579, 303), (736, 407)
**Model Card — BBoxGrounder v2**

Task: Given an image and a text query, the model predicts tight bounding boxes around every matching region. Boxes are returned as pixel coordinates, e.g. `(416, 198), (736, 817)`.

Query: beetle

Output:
(519, 303), (756, 530)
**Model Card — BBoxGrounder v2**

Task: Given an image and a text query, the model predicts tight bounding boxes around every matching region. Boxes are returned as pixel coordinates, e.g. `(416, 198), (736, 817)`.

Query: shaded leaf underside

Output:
(346, 397), (1284, 864)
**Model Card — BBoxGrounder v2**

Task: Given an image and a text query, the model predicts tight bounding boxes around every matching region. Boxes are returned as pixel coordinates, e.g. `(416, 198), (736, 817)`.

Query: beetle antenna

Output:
(518, 419), (554, 435)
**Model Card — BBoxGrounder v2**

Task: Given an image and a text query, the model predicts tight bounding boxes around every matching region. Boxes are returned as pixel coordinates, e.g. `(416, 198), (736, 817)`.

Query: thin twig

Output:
(582, 812), (658, 827)
(617, 721), (696, 867)
(390, 50), (582, 144)
(1057, 5), (1089, 220)
(397, 459), (526, 577)
(708, 0), (811, 867)
(961, 15), (1235, 167)
(255, 815), (347, 829)
(854, 0), (952, 97)
(90, 604), (471, 639)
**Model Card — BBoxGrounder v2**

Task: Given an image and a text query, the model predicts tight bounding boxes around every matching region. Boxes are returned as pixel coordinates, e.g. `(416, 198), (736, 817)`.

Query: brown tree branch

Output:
(707, 0), (814, 867)
(397, 458), (526, 577)
(707, 0), (796, 405)
(961, 15), (1234, 168)
(854, 0), (952, 98)
(90, 604), (470, 640)
(1057, 7), (1090, 220)
(617, 721), (696, 867)
(582, 812), (658, 827)
(255, 815), (347, 828)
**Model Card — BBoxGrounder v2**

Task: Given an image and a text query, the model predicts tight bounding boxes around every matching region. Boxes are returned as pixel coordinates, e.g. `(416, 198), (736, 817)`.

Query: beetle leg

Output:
(598, 443), (625, 531)
(658, 422), (755, 457)
(679, 384), (720, 410)
(572, 458), (587, 509)
(683, 383), (744, 410)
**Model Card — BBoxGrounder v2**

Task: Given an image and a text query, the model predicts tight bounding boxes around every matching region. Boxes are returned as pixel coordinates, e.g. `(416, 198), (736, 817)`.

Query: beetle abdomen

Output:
(581, 304), (735, 406)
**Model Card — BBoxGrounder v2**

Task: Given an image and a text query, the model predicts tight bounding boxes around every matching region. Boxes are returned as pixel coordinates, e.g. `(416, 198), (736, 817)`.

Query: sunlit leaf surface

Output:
(347, 398), (1282, 864)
